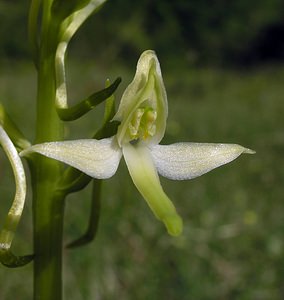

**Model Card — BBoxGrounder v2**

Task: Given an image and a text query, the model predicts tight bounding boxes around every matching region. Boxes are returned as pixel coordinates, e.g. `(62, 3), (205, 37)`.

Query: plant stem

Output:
(32, 2), (65, 297)
(32, 54), (65, 299)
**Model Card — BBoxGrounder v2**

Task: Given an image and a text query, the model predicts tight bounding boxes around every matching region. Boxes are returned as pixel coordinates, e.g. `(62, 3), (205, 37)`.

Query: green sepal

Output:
(66, 179), (101, 249)
(0, 104), (31, 150)
(56, 77), (121, 121)
(0, 250), (34, 268)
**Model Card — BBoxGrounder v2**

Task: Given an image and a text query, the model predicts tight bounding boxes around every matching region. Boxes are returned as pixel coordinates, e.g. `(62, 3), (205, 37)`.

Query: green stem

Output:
(33, 59), (64, 299)
(32, 186), (65, 300)
(32, 2), (65, 299)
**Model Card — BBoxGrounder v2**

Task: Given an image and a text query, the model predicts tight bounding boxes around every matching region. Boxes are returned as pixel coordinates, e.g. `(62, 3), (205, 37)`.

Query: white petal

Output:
(122, 143), (182, 236)
(151, 143), (255, 180)
(20, 137), (122, 179)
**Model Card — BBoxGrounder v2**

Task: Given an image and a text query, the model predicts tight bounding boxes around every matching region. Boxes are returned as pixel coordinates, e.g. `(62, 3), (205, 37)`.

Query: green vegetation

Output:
(0, 60), (283, 299)
(1, 1), (284, 66)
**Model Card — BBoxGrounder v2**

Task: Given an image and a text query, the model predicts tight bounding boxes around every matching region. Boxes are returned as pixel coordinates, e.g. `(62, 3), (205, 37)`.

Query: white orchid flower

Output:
(20, 50), (254, 236)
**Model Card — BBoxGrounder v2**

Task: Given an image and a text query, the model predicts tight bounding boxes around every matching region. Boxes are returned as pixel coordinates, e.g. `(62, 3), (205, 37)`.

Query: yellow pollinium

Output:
(128, 106), (157, 141)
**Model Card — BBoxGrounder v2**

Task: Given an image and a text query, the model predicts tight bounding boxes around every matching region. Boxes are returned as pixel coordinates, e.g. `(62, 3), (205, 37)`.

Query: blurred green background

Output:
(0, 0), (284, 299)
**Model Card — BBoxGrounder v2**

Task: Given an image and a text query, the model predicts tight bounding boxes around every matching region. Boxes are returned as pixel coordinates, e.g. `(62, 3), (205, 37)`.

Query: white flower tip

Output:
(163, 214), (183, 237)
(243, 148), (256, 154)
(141, 49), (155, 57)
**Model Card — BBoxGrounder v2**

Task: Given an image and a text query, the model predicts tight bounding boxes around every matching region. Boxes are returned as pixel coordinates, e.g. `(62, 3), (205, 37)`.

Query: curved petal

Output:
(122, 143), (182, 236)
(151, 143), (255, 180)
(20, 137), (122, 179)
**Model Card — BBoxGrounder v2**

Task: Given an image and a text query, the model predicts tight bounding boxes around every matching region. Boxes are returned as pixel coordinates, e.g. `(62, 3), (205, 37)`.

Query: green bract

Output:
(55, 0), (111, 121)
(20, 50), (255, 236)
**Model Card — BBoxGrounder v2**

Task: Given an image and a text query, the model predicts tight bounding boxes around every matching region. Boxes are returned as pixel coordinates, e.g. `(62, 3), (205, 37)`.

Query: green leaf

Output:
(0, 250), (34, 268)
(56, 77), (121, 121)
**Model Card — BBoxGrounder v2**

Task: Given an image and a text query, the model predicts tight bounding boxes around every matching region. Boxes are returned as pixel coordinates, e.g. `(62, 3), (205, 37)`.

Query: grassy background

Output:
(0, 58), (283, 299)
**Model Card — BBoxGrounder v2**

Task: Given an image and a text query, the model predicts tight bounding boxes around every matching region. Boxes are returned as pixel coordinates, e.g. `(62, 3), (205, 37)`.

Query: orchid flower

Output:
(20, 50), (254, 236)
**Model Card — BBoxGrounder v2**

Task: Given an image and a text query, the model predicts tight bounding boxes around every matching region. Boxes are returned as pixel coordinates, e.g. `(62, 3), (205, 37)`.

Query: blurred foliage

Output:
(0, 0), (284, 66)
(83, 0), (284, 67)
(0, 1), (30, 58)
